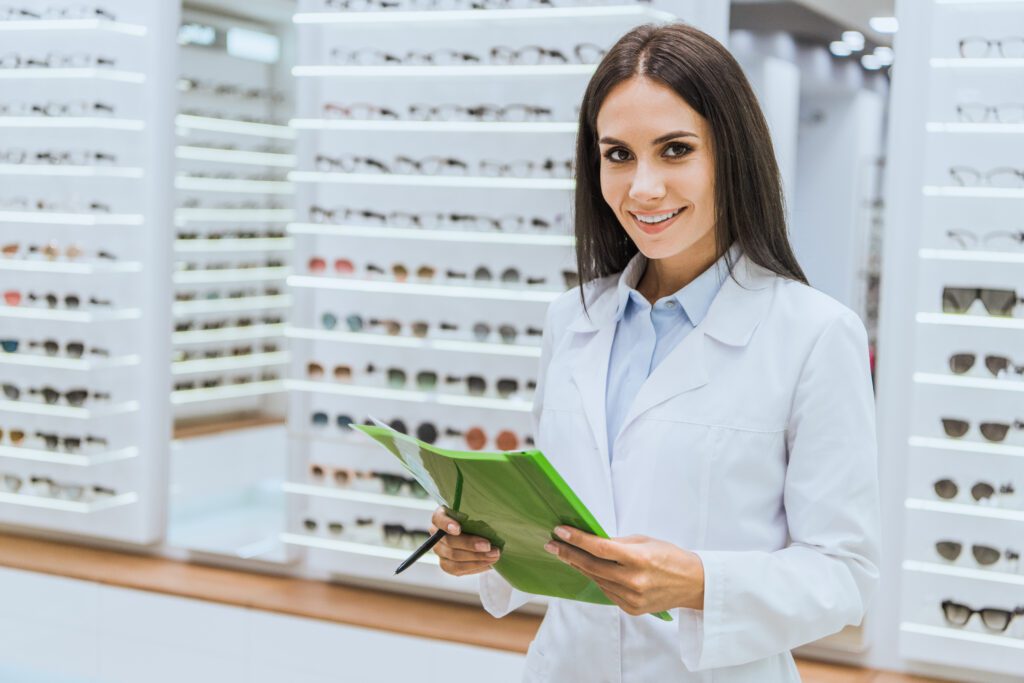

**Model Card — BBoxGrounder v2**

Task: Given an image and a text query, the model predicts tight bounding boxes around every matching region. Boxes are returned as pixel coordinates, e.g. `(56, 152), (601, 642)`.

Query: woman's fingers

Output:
(431, 506), (461, 535)
(438, 559), (496, 576)
(435, 541), (501, 563)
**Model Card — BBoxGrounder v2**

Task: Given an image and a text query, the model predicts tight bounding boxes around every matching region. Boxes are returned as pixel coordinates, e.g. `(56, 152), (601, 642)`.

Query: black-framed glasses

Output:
(0, 100), (115, 117)
(941, 600), (1024, 631)
(956, 102), (1024, 124)
(1, 383), (111, 406)
(0, 148), (115, 166)
(935, 540), (1020, 566)
(946, 229), (1024, 250)
(0, 53), (116, 69)
(933, 478), (1015, 501)
(309, 204), (567, 233)
(948, 353), (1024, 377)
(942, 287), (1023, 316)
(958, 36), (1024, 59)
(0, 6), (116, 21)
(35, 431), (107, 452)
(949, 166), (1024, 188)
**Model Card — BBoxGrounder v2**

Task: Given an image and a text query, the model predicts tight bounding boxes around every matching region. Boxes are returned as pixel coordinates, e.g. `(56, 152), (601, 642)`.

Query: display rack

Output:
(171, 8), (295, 425)
(282, 0), (725, 595)
(0, 0), (177, 544)
(874, 0), (1024, 677)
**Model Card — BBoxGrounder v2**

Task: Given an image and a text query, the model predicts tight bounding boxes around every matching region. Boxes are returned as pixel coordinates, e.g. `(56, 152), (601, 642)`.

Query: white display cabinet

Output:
(874, 0), (1024, 678)
(282, 0), (722, 595)
(0, 0), (178, 544)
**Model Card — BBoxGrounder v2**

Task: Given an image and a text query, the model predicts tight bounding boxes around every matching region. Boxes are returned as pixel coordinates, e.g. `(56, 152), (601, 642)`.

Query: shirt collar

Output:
(612, 242), (740, 325)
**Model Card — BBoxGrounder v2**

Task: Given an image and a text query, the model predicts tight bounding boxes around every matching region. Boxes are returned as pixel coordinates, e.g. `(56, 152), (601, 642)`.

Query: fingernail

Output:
(487, 549), (500, 558)
(447, 523), (459, 534)
(544, 542), (557, 554)
(554, 527), (570, 540)
(475, 541), (491, 552)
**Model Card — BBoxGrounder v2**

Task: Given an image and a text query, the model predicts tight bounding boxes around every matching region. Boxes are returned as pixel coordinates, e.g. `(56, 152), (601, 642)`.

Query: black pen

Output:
(395, 528), (446, 574)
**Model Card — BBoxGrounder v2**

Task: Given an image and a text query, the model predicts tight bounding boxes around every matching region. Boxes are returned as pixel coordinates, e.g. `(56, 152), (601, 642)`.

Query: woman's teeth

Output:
(633, 208), (682, 224)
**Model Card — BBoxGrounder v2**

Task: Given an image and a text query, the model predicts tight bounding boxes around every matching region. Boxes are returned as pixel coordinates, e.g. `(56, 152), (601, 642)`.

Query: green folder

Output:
(352, 419), (672, 621)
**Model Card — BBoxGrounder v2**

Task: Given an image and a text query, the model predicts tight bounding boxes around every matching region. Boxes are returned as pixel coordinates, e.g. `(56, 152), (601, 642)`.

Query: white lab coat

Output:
(479, 253), (881, 682)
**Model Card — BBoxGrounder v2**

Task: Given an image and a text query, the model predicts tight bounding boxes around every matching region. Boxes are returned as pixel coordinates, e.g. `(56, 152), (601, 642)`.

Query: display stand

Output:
(0, 0), (178, 543)
(874, 0), (1024, 678)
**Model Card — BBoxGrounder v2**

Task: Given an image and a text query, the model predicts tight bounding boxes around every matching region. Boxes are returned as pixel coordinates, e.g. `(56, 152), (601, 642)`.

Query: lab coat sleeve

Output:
(479, 298), (559, 618)
(678, 310), (881, 670)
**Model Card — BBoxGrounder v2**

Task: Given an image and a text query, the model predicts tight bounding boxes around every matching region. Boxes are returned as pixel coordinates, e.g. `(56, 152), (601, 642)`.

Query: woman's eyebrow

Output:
(598, 130), (698, 146)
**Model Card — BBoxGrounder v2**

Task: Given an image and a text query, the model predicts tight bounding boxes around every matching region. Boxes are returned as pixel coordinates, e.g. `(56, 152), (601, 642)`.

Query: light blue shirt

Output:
(605, 245), (737, 460)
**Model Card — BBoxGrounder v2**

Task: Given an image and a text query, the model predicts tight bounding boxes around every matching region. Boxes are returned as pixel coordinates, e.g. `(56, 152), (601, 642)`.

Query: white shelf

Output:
(176, 145), (296, 167)
(905, 498), (1024, 523)
(919, 248), (1024, 264)
(293, 64), (596, 78)
(280, 532), (440, 564)
(903, 560), (1024, 587)
(909, 435), (1024, 458)
(282, 482), (436, 511)
(923, 186), (1024, 199)
(172, 295), (292, 315)
(916, 312), (1024, 330)
(0, 164), (143, 178)
(173, 324), (286, 345)
(172, 352), (290, 375)
(0, 307), (141, 323)
(0, 490), (138, 512)
(0, 353), (140, 371)
(288, 170), (574, 191)
(0, 445), (138, 467)
(0, 260), (141, 274)
(293, 5), (673, 24)
(0, 211), (143, 226)
(173, 266), (290, 284)
(287, 222), (573, 246)
(901, 623), (1024, 651)
(286, 326), (542, 358)
(175, 238), (293, 253)
(170, 380), (285, 404)
(176, 114), (296, 140)
(288, 274), (561, 303)
(174, 176), (293, 194)
(0, 19), (147, 35)
(174, 208), (294, 224)
(289, 119), (577, 134)
(926, 122), (1024, 134)
(0, 399), (139, 420)
(913, 372), (1024, 393)
(0, 68), (145, 83)
(0, 117), (144, 131)
(930, 58), (1024, 69)
(287, 379), (533, 413)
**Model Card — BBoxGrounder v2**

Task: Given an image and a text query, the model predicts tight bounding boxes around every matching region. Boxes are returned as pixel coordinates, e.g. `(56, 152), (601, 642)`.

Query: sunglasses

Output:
(0, 427), (25, 445)
(302, 518), (347, 536)
(949, 353), (1024, 377)
(2, 291), (111, 309)
(0, 100), (115, 117)
(176, 229), (286, 240)
(35, 431), (107, 452)
(308, 463), (378, 487)
(24, 475), (116, 501)
(941, 600), (1024, 632)
(444, 426), (531, 451)
(1, 242), (115, 261)
(935, 540), (1020, 566)
(173, 315), (283, 333)
(173, 372), (279, 392)
(382, 523), (431, 549)
(22, 340), (109, 358)
(1, 383), (111, 406)
(308, 205), (567, 233)
(310, 412), (358, 430)
(940, 417), (1024, 442)
(942, 287), (1023, 316)
(0, 53), (116, 69)
(933, 478), (1015, 501)
(174, 344), (278, 363)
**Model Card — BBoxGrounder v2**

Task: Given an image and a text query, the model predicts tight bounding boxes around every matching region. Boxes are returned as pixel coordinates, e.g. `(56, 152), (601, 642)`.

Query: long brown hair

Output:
(574, 22), (807, 293)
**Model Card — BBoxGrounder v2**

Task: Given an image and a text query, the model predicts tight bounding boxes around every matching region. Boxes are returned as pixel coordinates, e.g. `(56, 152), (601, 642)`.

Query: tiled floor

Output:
(797, 659), (944, 683)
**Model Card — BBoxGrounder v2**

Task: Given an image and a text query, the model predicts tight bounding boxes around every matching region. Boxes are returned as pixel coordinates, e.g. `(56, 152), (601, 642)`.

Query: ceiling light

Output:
(861, 54), (882, 70)
(874, 46), (894, 65)
(869, 17), (899, 34)
(842, 30), (865, 51)
(830, 41), (853, 57)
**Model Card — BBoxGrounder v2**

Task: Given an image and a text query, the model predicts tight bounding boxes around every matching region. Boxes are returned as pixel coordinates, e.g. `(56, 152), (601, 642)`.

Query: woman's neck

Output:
(636, 236), (724, 304)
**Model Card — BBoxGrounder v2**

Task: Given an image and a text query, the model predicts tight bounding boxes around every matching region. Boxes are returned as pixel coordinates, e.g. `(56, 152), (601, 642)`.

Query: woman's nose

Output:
(628, 162), (666, 202)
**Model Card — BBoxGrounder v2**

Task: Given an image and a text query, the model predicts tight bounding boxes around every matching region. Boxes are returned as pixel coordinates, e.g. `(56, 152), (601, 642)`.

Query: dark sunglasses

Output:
(933, 478), (1014, 501)
(942, 287), (1023, 316)
(949, 353), (1024, 377)
(941, 417), (1024, 442)
(1, 383), (110, 406)
(941, 600), (1024, 632)
(935, 540), (1020, 566)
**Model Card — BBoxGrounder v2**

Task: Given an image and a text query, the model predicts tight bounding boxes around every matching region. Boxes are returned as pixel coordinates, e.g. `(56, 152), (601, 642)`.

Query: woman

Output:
(430, 22), (880, 682)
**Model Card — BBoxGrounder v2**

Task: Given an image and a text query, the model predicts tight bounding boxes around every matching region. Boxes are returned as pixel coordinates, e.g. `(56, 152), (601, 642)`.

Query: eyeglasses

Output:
(313, 153), (573, 179)
(176, 229), (286, 240)
(322, 101), (554, 122)
(940, 417), (1024, 442)
(935, 540), (1020, 566)
(948, 353), (1024, 377)
(949, 166), (1024, 188)
(178, 77), (284, 103)
(0, 427), (25, 445)
(309, 205), (567, 233)
(4, 475), (116, 501)
(444, 426), (531, 451)
(174, 286), (282, 303)
(178, 258), (285, 271)
(2, 242), (115, 261)
(0, 53), (116, 69)
(324, 313), (542, 344)
(34, 431), (107, 452)
(0, 6), (117, 21)
(180, 108), (285, 127)
(0, 100), (115, 117)
(443, 374), (532, 398)
(0, 148), (116, 166)
(958, 36), (1024, 59)
(174, 315), (283, 333)
(933, 478), (1015, 501)
(1, 383), (111, 406)
(956, 102), (1024, 124)
(329, 43), (604, 66)
(942, 287), (1023, 316)
(1, 291), (111, 309)
(383, 523), (432, 549)
(173, 372), (279, 392)
(323, 0), (563, 10)
(174, 344), (278, 363)
(941, 600), (1024, 632)
(946, 229), (1024, 251)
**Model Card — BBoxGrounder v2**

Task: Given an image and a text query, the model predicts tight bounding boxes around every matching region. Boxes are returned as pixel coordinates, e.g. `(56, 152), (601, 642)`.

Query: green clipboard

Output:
(352, 418), (672, 622)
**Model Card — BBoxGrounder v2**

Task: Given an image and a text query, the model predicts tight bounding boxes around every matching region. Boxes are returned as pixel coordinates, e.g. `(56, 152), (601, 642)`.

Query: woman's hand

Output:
(430, 507), (501, 577)
(544, 526), (705, 616)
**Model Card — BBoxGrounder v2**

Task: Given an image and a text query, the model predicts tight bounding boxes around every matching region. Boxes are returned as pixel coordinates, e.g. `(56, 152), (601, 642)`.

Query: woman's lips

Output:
(630, 207), (686, 235)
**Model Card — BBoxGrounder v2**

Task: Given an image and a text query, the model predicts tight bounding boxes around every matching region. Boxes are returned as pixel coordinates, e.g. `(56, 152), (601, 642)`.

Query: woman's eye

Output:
(603, 148), (631, 163)
(664, 142), (692, 158)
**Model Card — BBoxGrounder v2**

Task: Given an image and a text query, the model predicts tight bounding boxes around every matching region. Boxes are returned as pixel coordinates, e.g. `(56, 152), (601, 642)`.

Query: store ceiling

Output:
(731, 0), (895, 48)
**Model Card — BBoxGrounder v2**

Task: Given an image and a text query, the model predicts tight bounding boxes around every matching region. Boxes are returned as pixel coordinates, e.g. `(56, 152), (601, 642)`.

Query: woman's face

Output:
(596, 76), (716, 262)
